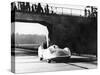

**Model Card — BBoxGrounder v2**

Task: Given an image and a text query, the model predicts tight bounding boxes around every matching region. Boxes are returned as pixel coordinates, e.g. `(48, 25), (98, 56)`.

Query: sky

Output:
(15, 22), (48, 35)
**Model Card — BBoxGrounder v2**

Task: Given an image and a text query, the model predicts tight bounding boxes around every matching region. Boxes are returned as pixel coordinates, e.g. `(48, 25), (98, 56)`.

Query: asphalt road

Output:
(12, 48), (97, 73)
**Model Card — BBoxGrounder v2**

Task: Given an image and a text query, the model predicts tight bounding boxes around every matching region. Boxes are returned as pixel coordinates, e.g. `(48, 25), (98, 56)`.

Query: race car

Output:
(38, 44), (71, 63)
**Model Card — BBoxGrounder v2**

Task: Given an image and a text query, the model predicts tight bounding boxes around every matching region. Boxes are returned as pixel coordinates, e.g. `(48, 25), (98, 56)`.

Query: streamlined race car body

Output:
(38, 45), (71, 63)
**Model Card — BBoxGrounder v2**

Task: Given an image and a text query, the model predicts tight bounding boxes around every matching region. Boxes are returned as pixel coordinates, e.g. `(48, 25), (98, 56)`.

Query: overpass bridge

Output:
(11, 2), (97, 55)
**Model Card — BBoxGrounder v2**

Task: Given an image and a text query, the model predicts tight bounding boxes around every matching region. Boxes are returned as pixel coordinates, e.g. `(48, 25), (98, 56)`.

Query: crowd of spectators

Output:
(84, 6), (97, 17)
(11, 2), (97, 17)
(11, 2), (54, 15)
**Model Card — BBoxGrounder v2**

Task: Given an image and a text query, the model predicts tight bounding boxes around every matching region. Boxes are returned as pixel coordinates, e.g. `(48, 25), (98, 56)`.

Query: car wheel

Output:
(47, 59), (51, 63)
(67, 56), (71, 59)
(40, 57), (43, 61)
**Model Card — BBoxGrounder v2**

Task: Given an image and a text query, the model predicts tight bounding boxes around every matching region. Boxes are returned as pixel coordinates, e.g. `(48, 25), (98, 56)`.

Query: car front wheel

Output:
(40, 57), (43, 61)
(67, 56), (71, 59)
(47, 59), (51, 63)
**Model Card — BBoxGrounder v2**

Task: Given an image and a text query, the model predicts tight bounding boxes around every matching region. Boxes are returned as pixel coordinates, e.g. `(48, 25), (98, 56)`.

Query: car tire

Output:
(67, 56), (71, 59)
(40, 57), (43, 61)
(47, 59), (51, 63)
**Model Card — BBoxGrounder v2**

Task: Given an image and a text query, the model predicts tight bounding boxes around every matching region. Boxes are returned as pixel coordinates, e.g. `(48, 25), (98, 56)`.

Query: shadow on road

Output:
(51, 57), (97, 65)
(15, 52), (38, 56)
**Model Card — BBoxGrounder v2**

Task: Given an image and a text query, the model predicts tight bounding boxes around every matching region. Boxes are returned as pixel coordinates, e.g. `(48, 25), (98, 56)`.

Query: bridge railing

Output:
(47, 6), (84, 16)
(11, 1), (97, 17)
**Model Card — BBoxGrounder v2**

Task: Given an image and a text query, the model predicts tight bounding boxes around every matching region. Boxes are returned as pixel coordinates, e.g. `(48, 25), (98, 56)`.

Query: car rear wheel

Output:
(47, 59), (51, 63)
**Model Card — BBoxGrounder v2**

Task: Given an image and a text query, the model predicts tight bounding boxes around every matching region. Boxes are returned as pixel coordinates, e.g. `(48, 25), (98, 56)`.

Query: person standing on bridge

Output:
(84, 8), (87, 17)
(20, 2), (25, 12)
(23, 2), (26, 12)
(17, 2), (21, 11)
(37, 3), (43, 14)
(34, 4), (37, 13)
(51, 7), (54, 15)
(44, 4), (49, 15)
(32, 4), (35, 13)
(93, 8), (97, 17)
(11, 2), (17, 11)
(26, 2), (30, 12)
(87, 9), (91, 17)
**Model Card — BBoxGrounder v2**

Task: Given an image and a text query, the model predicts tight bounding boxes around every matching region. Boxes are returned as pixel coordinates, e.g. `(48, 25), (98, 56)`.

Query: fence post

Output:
(71, 8), (72, 16)
(56, 7), (57, 14)
(62, 8), (63, 15)
(80, 10), (81, 16)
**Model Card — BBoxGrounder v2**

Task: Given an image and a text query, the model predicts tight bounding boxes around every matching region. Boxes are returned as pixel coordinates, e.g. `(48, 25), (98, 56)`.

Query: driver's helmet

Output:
(53, 45), (59, 49)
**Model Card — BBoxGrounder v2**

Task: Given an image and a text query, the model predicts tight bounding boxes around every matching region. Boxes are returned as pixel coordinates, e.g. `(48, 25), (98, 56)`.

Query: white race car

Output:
(38, 45), (71, 63)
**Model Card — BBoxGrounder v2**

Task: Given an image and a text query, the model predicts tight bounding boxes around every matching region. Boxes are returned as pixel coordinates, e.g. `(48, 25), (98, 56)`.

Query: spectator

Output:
(34, 4), (37, 13)
(46, 4), (49, 14)
(11, 2), (17, 11)
(37, 3), (43, 14)
(23, 2), (25, 12)
(32, 4), (35, 12)
(45, 4), (49, 14)
(18, 2), (21, 11)
(26, 2), (30, 12)
(51, 7), (54, 14)
(11, 3), (14, 11)
(20, 2), (25, 12)
(91, 6), (94, 13)
(88, 9), (90, 16)
(84, 8), (87, 17)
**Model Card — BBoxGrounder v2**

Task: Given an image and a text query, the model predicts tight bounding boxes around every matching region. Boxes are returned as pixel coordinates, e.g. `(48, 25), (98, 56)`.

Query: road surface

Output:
(12, 48), (97, 73)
